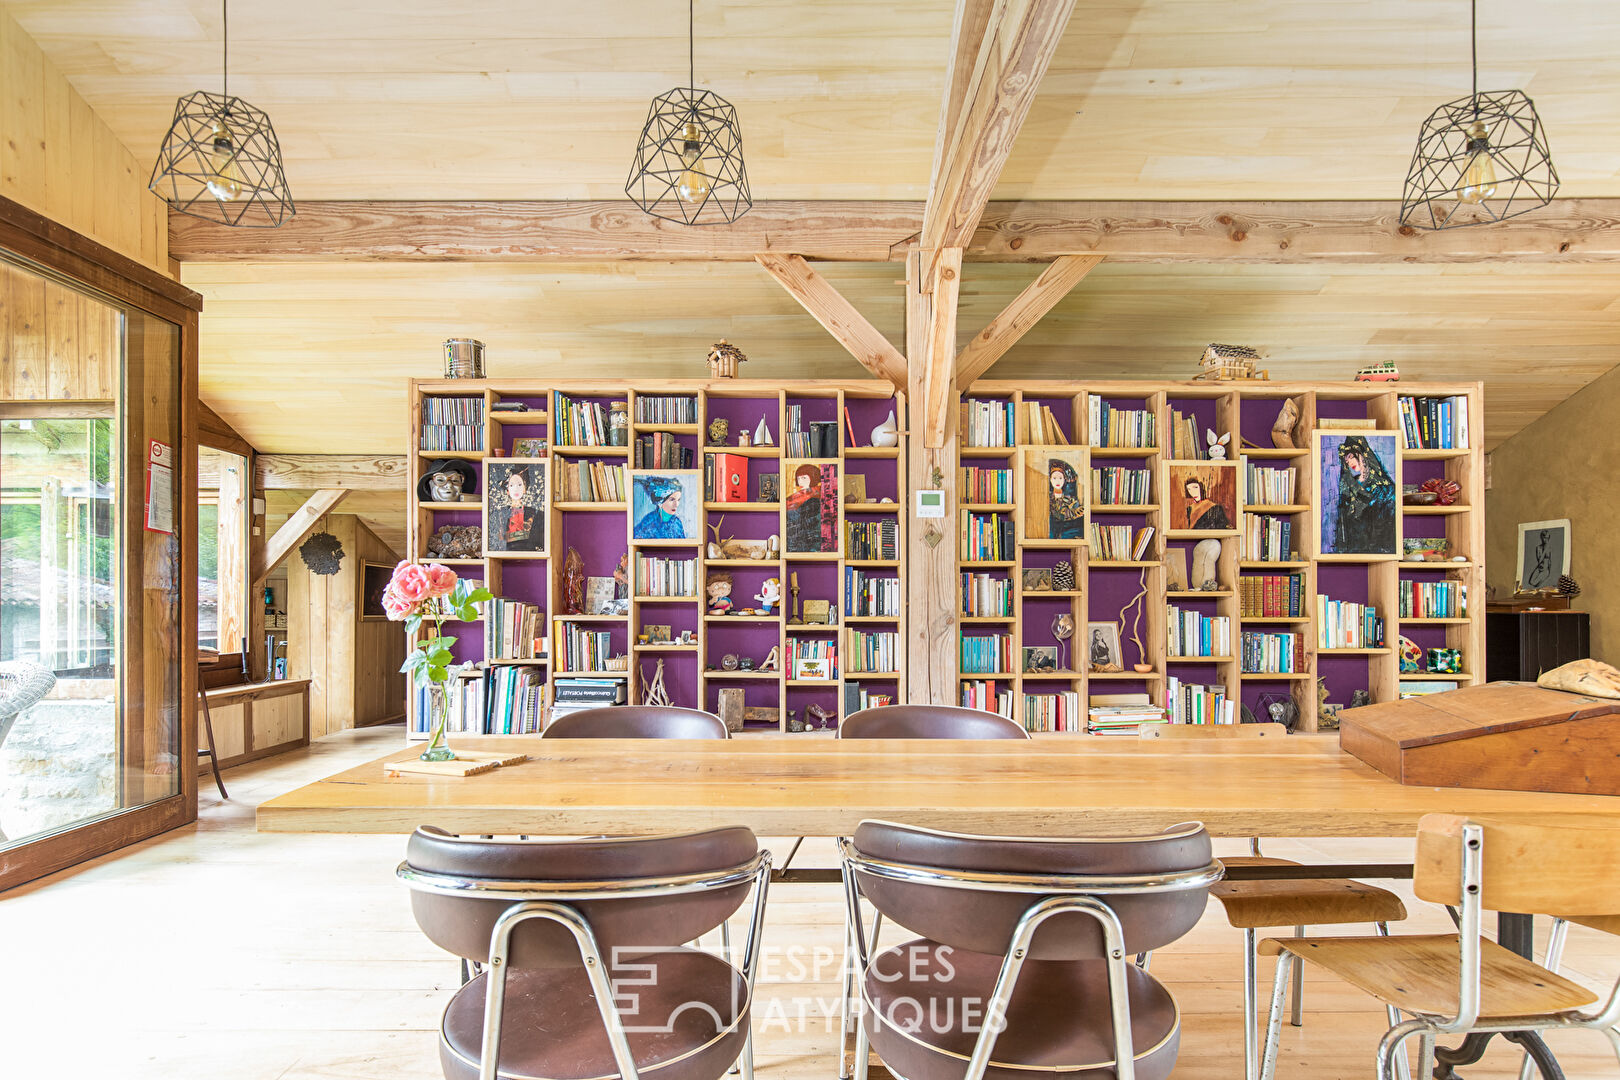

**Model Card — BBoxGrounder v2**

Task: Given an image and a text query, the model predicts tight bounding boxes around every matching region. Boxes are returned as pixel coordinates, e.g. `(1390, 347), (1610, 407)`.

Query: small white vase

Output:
(870, 410), (899, 448)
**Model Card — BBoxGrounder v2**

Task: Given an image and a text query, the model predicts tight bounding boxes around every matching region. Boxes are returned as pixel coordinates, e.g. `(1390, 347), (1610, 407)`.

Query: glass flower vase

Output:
(419, 684), (457, 762)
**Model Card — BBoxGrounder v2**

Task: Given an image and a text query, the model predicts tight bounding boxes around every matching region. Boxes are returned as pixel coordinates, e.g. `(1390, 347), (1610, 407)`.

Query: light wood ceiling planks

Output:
(9, 0), (1620, 200)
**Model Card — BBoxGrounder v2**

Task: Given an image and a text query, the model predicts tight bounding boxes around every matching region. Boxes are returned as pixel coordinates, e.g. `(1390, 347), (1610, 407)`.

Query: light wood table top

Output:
(256, 734), (1620, 838)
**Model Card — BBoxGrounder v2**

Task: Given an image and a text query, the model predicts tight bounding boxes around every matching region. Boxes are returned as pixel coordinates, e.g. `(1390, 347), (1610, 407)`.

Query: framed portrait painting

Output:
(1315, 431), (1399, 558)
(360, 561), (393, 620)
(632, 471), (701, 540)
(1086, 621), (1123, 672)
(1019, 448), (1087, 543)
(485, 458), (548, 554)
(1516, 519), (1571, 591)
(785, 461), (839, 553)
(1165, 461), (1237, 536)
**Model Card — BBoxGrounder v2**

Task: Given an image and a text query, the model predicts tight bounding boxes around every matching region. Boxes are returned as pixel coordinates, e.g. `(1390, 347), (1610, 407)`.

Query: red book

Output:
(717, 453), (747, 502)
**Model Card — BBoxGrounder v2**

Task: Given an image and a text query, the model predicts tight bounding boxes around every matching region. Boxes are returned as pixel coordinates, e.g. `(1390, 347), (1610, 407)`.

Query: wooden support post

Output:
(37, 477), (60, 669)
(254, 454), (408, 491)
(925, 248), (963, 449)
(215, 453), (248, 655)
(905, 250), (961, 706)
(754, 253), (908, 389)
(955, 255), (1104, 388)
(246, 470), (268, 681)
(252, 488), (349, 587)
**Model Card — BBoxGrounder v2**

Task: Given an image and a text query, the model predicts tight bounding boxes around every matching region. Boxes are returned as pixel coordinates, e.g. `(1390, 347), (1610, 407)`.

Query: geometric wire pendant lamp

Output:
(149, 0), (294, 228)
(1399, 0), (1557, 230)
(626, 0), (751, 224)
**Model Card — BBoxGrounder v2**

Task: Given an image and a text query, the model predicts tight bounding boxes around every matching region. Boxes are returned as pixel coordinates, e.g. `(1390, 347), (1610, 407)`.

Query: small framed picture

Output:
(844, 474), (868, 503)
(485, 459), (548, 553)
(511, 437), (548, 458)
(632, 470), (701, 540)
(794, 657), (832, 680)
(585, 577), (618, 615)
(645, 624), (672, 644)
(1021, 568), (1052, 592)
(360, 562), (392, 620)
(679, 629), (697, 645)
(1086, 621), (1123, 671)
(1516, 518), (1571, 592)
(1022, 645), (1058, 673)
(757, 473), (780, 503)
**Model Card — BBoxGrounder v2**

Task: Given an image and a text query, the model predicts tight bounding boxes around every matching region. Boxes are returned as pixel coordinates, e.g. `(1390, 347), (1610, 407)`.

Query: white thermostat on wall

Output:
(915, 490), (946, 518)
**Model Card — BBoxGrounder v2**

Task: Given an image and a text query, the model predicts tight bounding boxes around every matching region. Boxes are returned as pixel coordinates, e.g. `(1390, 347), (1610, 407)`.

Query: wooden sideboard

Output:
(196, 679), (310, 773)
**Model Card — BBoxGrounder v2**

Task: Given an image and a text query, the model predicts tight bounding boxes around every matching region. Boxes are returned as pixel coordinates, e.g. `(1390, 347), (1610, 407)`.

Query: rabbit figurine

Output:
(1206, 429), (1231, 460)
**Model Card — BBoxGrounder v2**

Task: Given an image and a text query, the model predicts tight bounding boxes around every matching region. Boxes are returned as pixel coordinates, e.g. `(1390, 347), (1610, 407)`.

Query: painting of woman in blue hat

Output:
(633, 472), (698, 540)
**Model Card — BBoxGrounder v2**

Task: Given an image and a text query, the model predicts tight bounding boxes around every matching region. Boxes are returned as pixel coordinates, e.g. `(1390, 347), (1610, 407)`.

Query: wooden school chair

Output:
(1144, 722), (1408, 1080)
(1258, 814), (1620, 1080)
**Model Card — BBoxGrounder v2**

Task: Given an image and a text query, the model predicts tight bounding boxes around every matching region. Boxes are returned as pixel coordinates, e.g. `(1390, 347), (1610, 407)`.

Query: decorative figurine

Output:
(761, 645), (781, 673)
(562, 548), (586, 615)
(1121, 568), (1153, 672)
(1272, 398), (1301, 449)
(1348, 689), (1373, 709)
(787, 571), (803, 624)
(1052, 613), (1076, 671)
(1559, 575), (1583, 599)
(707, 418), (729, 447)
(707, 339), (749, 378)
(1205, 429), (1231, 460)
(753, 417), (773, 446)
(419, 458), (477, 503)
(720, 653), (740, 671)
(1052, 560), (1075, 592)
(706, 571), (735, 615)
(738, 430), (752, 448)
(1192, 538), (1223, 590)
(640, 659), (671, 707)
(613, 552), (630, 598)
(805, 703), (833, 730)
(754, 577), (781, 614)
(738, 656), (755, 671)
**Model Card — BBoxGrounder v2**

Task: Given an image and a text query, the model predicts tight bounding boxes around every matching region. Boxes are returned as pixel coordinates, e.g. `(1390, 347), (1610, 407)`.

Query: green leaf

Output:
(427, 647), (453, 668)
(428, 667), (450, 684)
(405, 614), (423, 634)
(400, 654), (426, 675)
(456, 604), (480, 622)
(467, 587), (494, 604)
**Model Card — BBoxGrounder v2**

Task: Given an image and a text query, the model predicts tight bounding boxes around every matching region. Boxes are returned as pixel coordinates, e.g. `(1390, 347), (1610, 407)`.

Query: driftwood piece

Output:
(1537, 659), (1620, 699)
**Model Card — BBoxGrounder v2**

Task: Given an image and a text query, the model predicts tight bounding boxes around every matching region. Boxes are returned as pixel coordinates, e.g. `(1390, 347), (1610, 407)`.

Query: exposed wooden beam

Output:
(252, 489), (349, 587)
(754, 253), (908, 388)
(955, 254), (1103, 388)
(921, 0), (1080, 258)
(170, 199), (1620, 264)
(255, 454), (409, 491)
(198, 399), (255, 458)
(924, 249), (964, 448)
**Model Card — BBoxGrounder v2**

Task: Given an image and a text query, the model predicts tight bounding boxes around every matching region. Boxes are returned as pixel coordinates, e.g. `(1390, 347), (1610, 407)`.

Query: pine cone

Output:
(1558, 575), (1582, 598)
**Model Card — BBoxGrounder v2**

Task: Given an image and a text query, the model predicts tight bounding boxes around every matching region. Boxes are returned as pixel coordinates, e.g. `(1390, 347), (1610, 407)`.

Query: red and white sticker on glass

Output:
(145, 439), (175, 534)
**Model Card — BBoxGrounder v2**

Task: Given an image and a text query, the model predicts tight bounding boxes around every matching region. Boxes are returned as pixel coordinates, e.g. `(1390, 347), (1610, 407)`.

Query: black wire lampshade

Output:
(1399, 89), (1559, 230)
(150, 90), (293, 228)
(626, 86), (751, 225)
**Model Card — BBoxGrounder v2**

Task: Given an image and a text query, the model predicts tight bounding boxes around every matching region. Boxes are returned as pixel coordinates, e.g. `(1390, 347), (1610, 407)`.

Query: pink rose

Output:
(382, 587), (414, 621)
(422, 563), (458, 599)
(389, 561), (433, 605)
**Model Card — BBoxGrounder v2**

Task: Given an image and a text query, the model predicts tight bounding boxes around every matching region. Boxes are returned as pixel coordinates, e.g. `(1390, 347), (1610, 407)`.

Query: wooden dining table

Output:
(257, 732), (1620, 839)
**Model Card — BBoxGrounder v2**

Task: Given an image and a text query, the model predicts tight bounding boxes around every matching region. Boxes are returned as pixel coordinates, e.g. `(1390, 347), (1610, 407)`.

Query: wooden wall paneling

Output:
(904, 250), (961, 703)
(254, 453), (410, 490)
(351, 518), (406, 726)
(0, 11), (168, 273)
(205, 702), (248, 760)
(2, 258), (46, 399)
(252, 488), (350, 586)
(215, 450), (247, 655)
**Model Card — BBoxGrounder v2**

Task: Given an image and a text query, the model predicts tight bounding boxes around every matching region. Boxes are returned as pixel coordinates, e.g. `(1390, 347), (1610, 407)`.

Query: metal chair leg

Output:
(1289, 925), (1305, 1026)
(839, 901), (857, 1080)
(722, 919), (738, 1074)
(1134, 951), (1152, 970)
(852, 997), (872, 1080)
(1259, 951), (1296, 1080)
(198, 686), (228, 799)
(1517, 918), (1570, 1080)
(1244, 927), (1259, 1080)
(1375, 924), (1411, 1080)
(1416, 1030), (1436, 1080)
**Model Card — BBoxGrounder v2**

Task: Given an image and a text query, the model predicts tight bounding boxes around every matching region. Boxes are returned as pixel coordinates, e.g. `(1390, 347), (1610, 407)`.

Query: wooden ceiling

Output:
(185, 258), (1620, 455)
(9, 0), (1620, 201)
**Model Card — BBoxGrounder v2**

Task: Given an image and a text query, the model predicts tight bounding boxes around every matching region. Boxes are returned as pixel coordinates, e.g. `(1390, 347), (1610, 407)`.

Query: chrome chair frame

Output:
(399, 850), (773, 1080)
(1516, 918), (1620, 1080)
(1258, 823), (1620, 1080)
(838, 835), (1223, 1080)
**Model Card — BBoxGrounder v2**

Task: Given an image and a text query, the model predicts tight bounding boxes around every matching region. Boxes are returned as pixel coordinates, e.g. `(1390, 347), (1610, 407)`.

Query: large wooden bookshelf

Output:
(958, 379), (1485, 733)
(405, 378), (906, 737)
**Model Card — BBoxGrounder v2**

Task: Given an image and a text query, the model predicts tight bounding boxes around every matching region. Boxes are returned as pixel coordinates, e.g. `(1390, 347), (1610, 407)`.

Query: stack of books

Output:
(1023, 402), (1070, 444)
(632, 432), (694, 469)
(1167, 607), (1232, 657)
(960, 680), (1013, 716)
(959, 466), (1012, 504)
(553, 394), (611, 446)
(960, 634), (1013, 674)
(484, 665), (546, 734)
(1088, 523), (1155, 561)
(843, 684), (895, 714)
(962, 398), (1016, 447)
(419, 396), (485, 453)
(1243, 462), (1298, 505)
(550, 676), (627, 721)
(1399, 580), (1467, 619)
(1398, 395), (1470, 450)
(960, 571), (1012, 616)
(785, 406), (841, 457)
(1091, 466), (1151, 505)
(556, 460), (627, 502)
(1169, 410), (1205, 460)
(1023, 690), (1083, 732)
(1316, 597), (1385, 648)
(1241, 514), (1295, 562)
(634, 396), (697, 424)
(847, 631), (899, 673)
(1240, 573), (1305, 618)
(845, 519), (898, 560)
(846, 568), (901, 617)
(1087, 693), (1168, 736)
(787, 638), (838, 678)
(486, 600), (545, 660)
(555, 624), (617, 672)
(1089, 396), (1156, 449)
(635, 555), (697, 597)
(962, 512), (1015, 562)
(1241, 631), (1303, 673)
(1165, 678), (1234, 726)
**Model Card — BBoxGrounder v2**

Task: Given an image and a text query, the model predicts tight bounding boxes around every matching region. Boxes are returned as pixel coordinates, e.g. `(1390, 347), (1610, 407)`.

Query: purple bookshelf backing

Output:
(1167, 660), (1223, 686)
(786, 394), (838, 430)
(1166, 396), (1217, 446)
(784, 560), (839, 613)
(708, 507), (778, 542)
(1316, 655), (1371, 711)
(1400, 458), (1450, 486)
(639, 653), (699, 709)
(447, 629), (483, 666)
(846, 463), (899, 502)
(422, 508), (482, 533)
(497, 560), (549, 608)
(1023, 395), (1076, 443)
(557, 510), (630, 580)
(639, 605), (698, 638)
(704, 396), (777, 443)
(1315, 398), (1370, 424)
(1401, 512), (1448, 542)
(843, 396), (900, 449)
(704, 620), (780, 668)
(1316, 563), (1369, 606)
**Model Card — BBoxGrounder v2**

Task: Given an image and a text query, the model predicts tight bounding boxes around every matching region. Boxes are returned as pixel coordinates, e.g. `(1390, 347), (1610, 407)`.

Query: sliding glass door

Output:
(0, 248), (189, 887)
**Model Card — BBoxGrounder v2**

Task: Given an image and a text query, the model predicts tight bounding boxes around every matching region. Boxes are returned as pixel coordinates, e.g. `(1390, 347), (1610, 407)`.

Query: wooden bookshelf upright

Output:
(959, 379), (1486, 733)
(405, 378), (906, 738)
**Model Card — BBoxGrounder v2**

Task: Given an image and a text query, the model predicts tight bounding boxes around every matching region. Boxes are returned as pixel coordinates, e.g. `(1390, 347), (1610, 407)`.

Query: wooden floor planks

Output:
(1, 724), (1616, 1079)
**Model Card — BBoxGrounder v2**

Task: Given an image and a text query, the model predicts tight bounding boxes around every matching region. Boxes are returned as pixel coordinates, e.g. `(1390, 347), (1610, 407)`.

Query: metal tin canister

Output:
(443, 338), (485, 378)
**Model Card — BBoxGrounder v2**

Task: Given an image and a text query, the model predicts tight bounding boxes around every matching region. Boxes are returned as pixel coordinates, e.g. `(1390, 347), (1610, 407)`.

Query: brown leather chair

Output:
(543, 705), (729, 739)
(839, 704), (1030, 740)
(400, 825), (771, 1080)
(842, 819), (1220, 1080)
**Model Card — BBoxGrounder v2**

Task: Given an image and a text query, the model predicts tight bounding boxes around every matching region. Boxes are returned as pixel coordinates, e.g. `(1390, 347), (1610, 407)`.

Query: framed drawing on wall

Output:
(785, 461), (839, 553)
(1165, 461), (1237, 536)
(1516, 518), (1571, 591)
(1019, 448), (1087, 542)
(360, 561), (392, 620)
(485, 458), (548, 554)
(1315, 431), (1399, 558)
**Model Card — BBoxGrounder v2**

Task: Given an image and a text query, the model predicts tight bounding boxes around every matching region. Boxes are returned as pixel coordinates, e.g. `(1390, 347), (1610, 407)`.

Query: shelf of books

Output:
(406, 378), (905, 738)
(959, 379), (1485, 733)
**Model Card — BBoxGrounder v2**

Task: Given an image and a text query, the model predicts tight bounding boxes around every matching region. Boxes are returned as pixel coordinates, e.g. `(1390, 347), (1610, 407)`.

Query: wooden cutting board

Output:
(383, 751), (530, 778)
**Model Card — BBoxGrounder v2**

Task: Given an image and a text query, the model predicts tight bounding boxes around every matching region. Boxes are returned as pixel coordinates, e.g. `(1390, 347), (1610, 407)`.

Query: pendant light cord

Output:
(222, 0), (229, 99)
(1470, 0), (1478, 114)
(689, 0), (695, 89)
